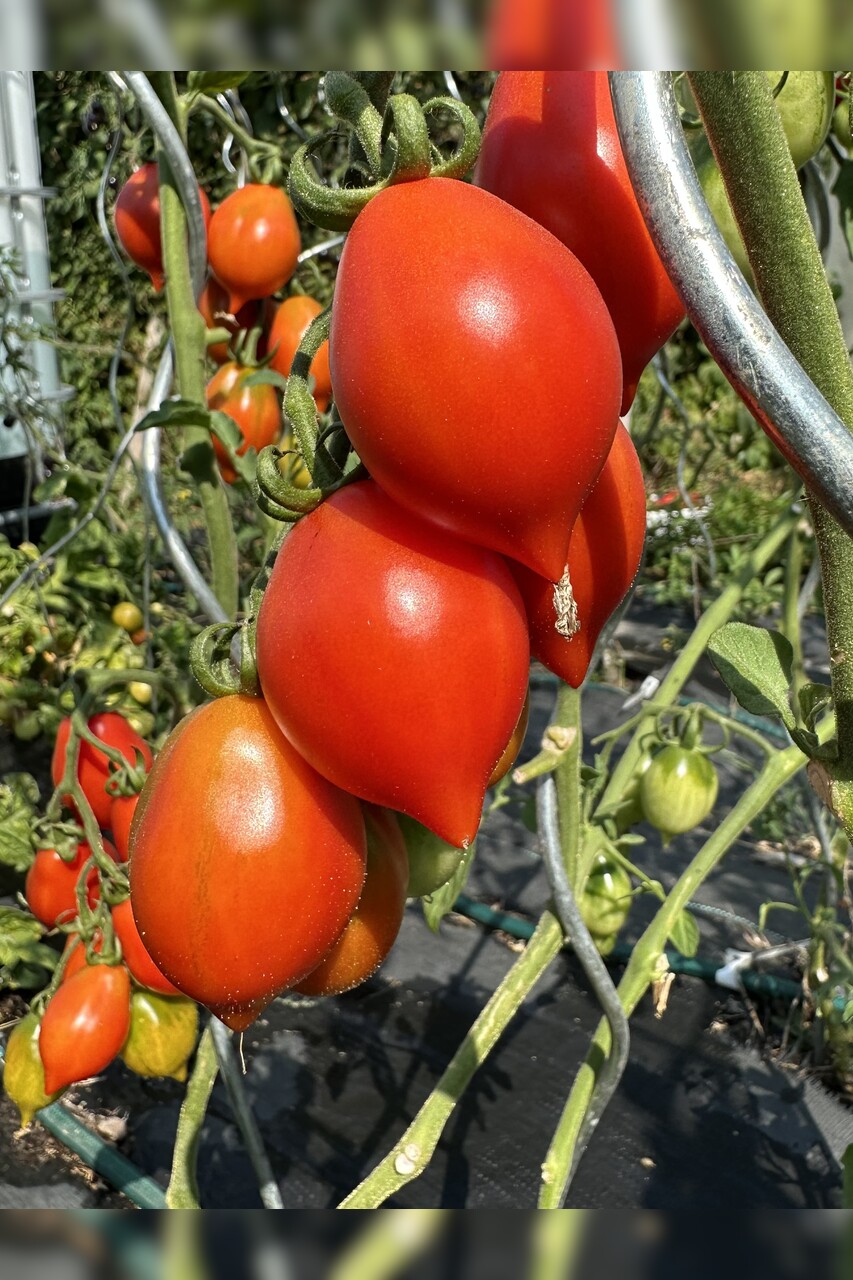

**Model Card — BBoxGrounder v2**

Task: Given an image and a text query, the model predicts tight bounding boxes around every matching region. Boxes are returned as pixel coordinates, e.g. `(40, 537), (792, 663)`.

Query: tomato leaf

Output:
(0, 907), (56, 989)
(243, 369), (289, 392)
(833, 158), (853, 262)
(135, 398), (214, 433)
(0, 774), (39, 872)
(422, 840), (476, 933)
(186, 72), (250, 97)
(798, 681), (833, 731)
(707, 622), (796, 729)
(668, 909), (700, 959)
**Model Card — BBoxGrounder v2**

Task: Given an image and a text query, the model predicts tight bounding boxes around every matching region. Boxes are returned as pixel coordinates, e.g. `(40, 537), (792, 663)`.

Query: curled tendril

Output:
(190, 621), (259, 699)
(288, 73), (482, 232)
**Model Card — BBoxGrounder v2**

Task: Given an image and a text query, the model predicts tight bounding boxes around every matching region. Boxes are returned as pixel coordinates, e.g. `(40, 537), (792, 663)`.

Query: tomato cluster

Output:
(119, 74), (667, 1031)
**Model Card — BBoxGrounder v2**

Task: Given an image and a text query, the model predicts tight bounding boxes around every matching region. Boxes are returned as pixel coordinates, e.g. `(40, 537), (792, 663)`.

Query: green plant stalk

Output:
(689, 72), (853, 829)
(149, 73), (239, 619)
(539, 725), (826, 1206)
(598, 506), (798, 813)
(329, 1210), (446, 1280)
(528, 1210), (589, 1280)
(338, 911), (564, 1208)
(783, 522), (807, 698)
(166, 1020), (219, 1209)
(554, 684), (583, 890)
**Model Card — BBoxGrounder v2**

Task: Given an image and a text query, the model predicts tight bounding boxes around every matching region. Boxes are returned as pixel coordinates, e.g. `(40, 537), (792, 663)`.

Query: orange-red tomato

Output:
(198, 277), (262, 365)
(208, 183), (301, 313)
(39, 964), (131, 1094)
(206, 360), (282, 484)
(26, 840), (120, 929)
(267, 295), (331, 411)
(109, 793), (139, 862)
(256, 479), (530, 849)
(476, 72), (684, 412)
(488, 693), (530, 787)
(60, 932), (102, 985)
(330, 177), (621, 581)
(52, 713), (153, 828)
(511, 422), (646, 687)
(114, 162), (211, 292)
(128, 696), (367, 1031)
(112, 898), (181, 997)
(487, 0), (623, 70)
(296, 806), (409, 997)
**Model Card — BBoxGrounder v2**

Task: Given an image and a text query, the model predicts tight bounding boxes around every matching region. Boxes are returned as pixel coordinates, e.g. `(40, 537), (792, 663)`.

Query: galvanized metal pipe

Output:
(609, 71), (853, 540)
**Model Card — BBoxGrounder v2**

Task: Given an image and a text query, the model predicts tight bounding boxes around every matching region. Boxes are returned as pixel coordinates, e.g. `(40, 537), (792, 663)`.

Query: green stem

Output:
(330, 1211), (446, 1280)
(149, 73), (239, 620)
(783, 522), (807, 698)
(689, 71), (853, 825)
(528, 1210), (590, 1280)
(166, 1020), (219, 1209)
(598, 506), (798, 813)
(338, 911), (563, 1208)
(193, 94), (277, 162)
(554, 684), (583, 890)
(539, 722), (828, 1206)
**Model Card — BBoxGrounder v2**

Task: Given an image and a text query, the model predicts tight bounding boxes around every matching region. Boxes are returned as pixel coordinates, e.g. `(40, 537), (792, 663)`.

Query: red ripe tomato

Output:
(198, 277), (261, 365)
(206, 361), (282, 484)
(39, 964), (131, 1095)
(255, 479), (530, 848)
(128, 695), (367, 1031)
(487, 0), (622, 70)
(475, 72), (684, 412)
(330, 177), (621, 582)
(296, 806), (409, 997)
(488, 692), (530, 788)
(511, 422), (646, 688)
(114, 162), (211, 292)
(26, 840), (120, 929)
(52, 713), (153, 828)
(208, 183), (301, 313)
(267, 295), (331, 412)
(112, 898), (181, 997)
(109, 793), (139, 861)
(60, 931), (102, 984)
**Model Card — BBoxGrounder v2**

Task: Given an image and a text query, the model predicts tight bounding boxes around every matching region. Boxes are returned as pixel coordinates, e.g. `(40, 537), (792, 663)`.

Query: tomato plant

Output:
(128, 695), (367, 1030)
(208, 183), (301, 312)
(511, 422), (647, 688)
(39, 963), (132, 1094)
(25, 840), (118, 929)
(640, 744), (720, 843)
(267, 295), (331, 411)
(580, 856), (633, 956)
(120, 991), (199, 1082)
(3, 1012), (61, 1127)
(52, 713), (153, 828)
(109, 793), (139, 860)
(398, 815), (466, 899)
(329, 177), (622, 581)
(198, 277), (262, 364)
(476, 71), (684, 412)
(296, 806), (409, 996)
(206, 360), (282, 484)
(114, 162), (211, 292)
(256, 480), (530, 848)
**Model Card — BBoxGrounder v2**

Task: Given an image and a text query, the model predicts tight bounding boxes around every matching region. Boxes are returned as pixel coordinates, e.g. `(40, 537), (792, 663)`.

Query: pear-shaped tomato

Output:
(511, 422), (646, 688)
(208, 183), (301, 313)
(39, 964), (131, 1094)
(267, 295), (331, 412)
(330, 177), (621, 581)
(114, 162), (211, 292)
(120, 991), (198, 1081)
(3, 1013), (62, 1126)
(128, 696), (367, 1030)
(26, 839), (120, 929)
(256, 481), (530, 848)
(296, 806), (409, 997)
(206, 360), (282, 484)
(52, 712), (153, 828)
(476, 72), (684, 412)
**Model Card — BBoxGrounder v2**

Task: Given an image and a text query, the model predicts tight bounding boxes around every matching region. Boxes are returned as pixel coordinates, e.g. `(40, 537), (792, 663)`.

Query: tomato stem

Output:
(165, 1019), (219, 1209)
(553, 684), (583, 891)
(688, 71), (853, 834)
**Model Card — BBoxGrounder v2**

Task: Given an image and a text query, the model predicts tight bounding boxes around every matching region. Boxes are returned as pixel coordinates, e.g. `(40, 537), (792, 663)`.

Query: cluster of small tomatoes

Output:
(114, 161), (331, 482)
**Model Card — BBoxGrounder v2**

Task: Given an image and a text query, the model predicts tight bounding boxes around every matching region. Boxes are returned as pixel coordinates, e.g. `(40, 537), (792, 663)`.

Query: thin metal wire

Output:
(209, 1017), (284, 1210)
(276, 78), (309, 141)
(609, 71), (853, 540)
(536, 776), (631, 1201)
(217, 90), (249, 187)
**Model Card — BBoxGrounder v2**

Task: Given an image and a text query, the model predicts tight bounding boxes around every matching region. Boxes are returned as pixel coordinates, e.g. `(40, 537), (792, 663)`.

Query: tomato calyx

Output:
(288, 74), (481, 233)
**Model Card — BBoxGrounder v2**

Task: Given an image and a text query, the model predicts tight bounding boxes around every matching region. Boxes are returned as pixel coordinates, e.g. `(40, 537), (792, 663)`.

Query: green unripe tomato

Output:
(579, 855), (632, 957)
(767, 71), (834, 169)
(398, 814), (466, 898)
(129, 681), (153, 706)
(640, 744), (719, 843)
(120, 992), (199, 1082)
(833, 101), (852, 150)
(3, 1012), (62, 1127)
(13, 711), (41, 742)
(126, 710), (155, 739)
(615, 751), (654, 833)
(111, 601), (144, 633)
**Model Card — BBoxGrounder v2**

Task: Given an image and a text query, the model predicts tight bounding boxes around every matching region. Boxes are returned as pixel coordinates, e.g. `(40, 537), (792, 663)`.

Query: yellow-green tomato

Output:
(120, 991), (199, 1082)
(129, 681), (153, 706)
(3, 1012), (62, 1127)
(768, 70), (834, 169)
(111, 602), (144, 633)
(398, 814), (466, 898)
(579, 856), (632, 957)
(640, 744), (719, 843)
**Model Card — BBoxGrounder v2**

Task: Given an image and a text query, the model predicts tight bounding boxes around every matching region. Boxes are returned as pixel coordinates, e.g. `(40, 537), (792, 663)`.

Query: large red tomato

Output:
(511, 422), (646, 687)
(329, 177), (621, 582)
(39, 964), (131, 1094)
(198, 277), (261, 365)
(114, 162), (211, 292)
(128, 696), (367, 1031)
(255, 480), (530, 848)
(52, 713), (153, 828)
(206, 361), (282, 484)
(109, 793), (139, 861)
(475, 72), (684, 412)
(296, 806), (409, 997)
(208, 184), (301, 313)
(267, 295), (331, 412)
(487, 0), (622, 70)
(112, 898), (181, 997)
(26, 839), (120, 929)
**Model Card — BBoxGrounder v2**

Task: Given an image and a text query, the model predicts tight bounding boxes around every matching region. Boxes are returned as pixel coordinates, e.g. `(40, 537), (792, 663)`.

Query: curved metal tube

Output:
(609, 71), (853, 539)
(537, 777), (631, 1202)
(122, 70), (207, 299)
(139, 349), (228, 625)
